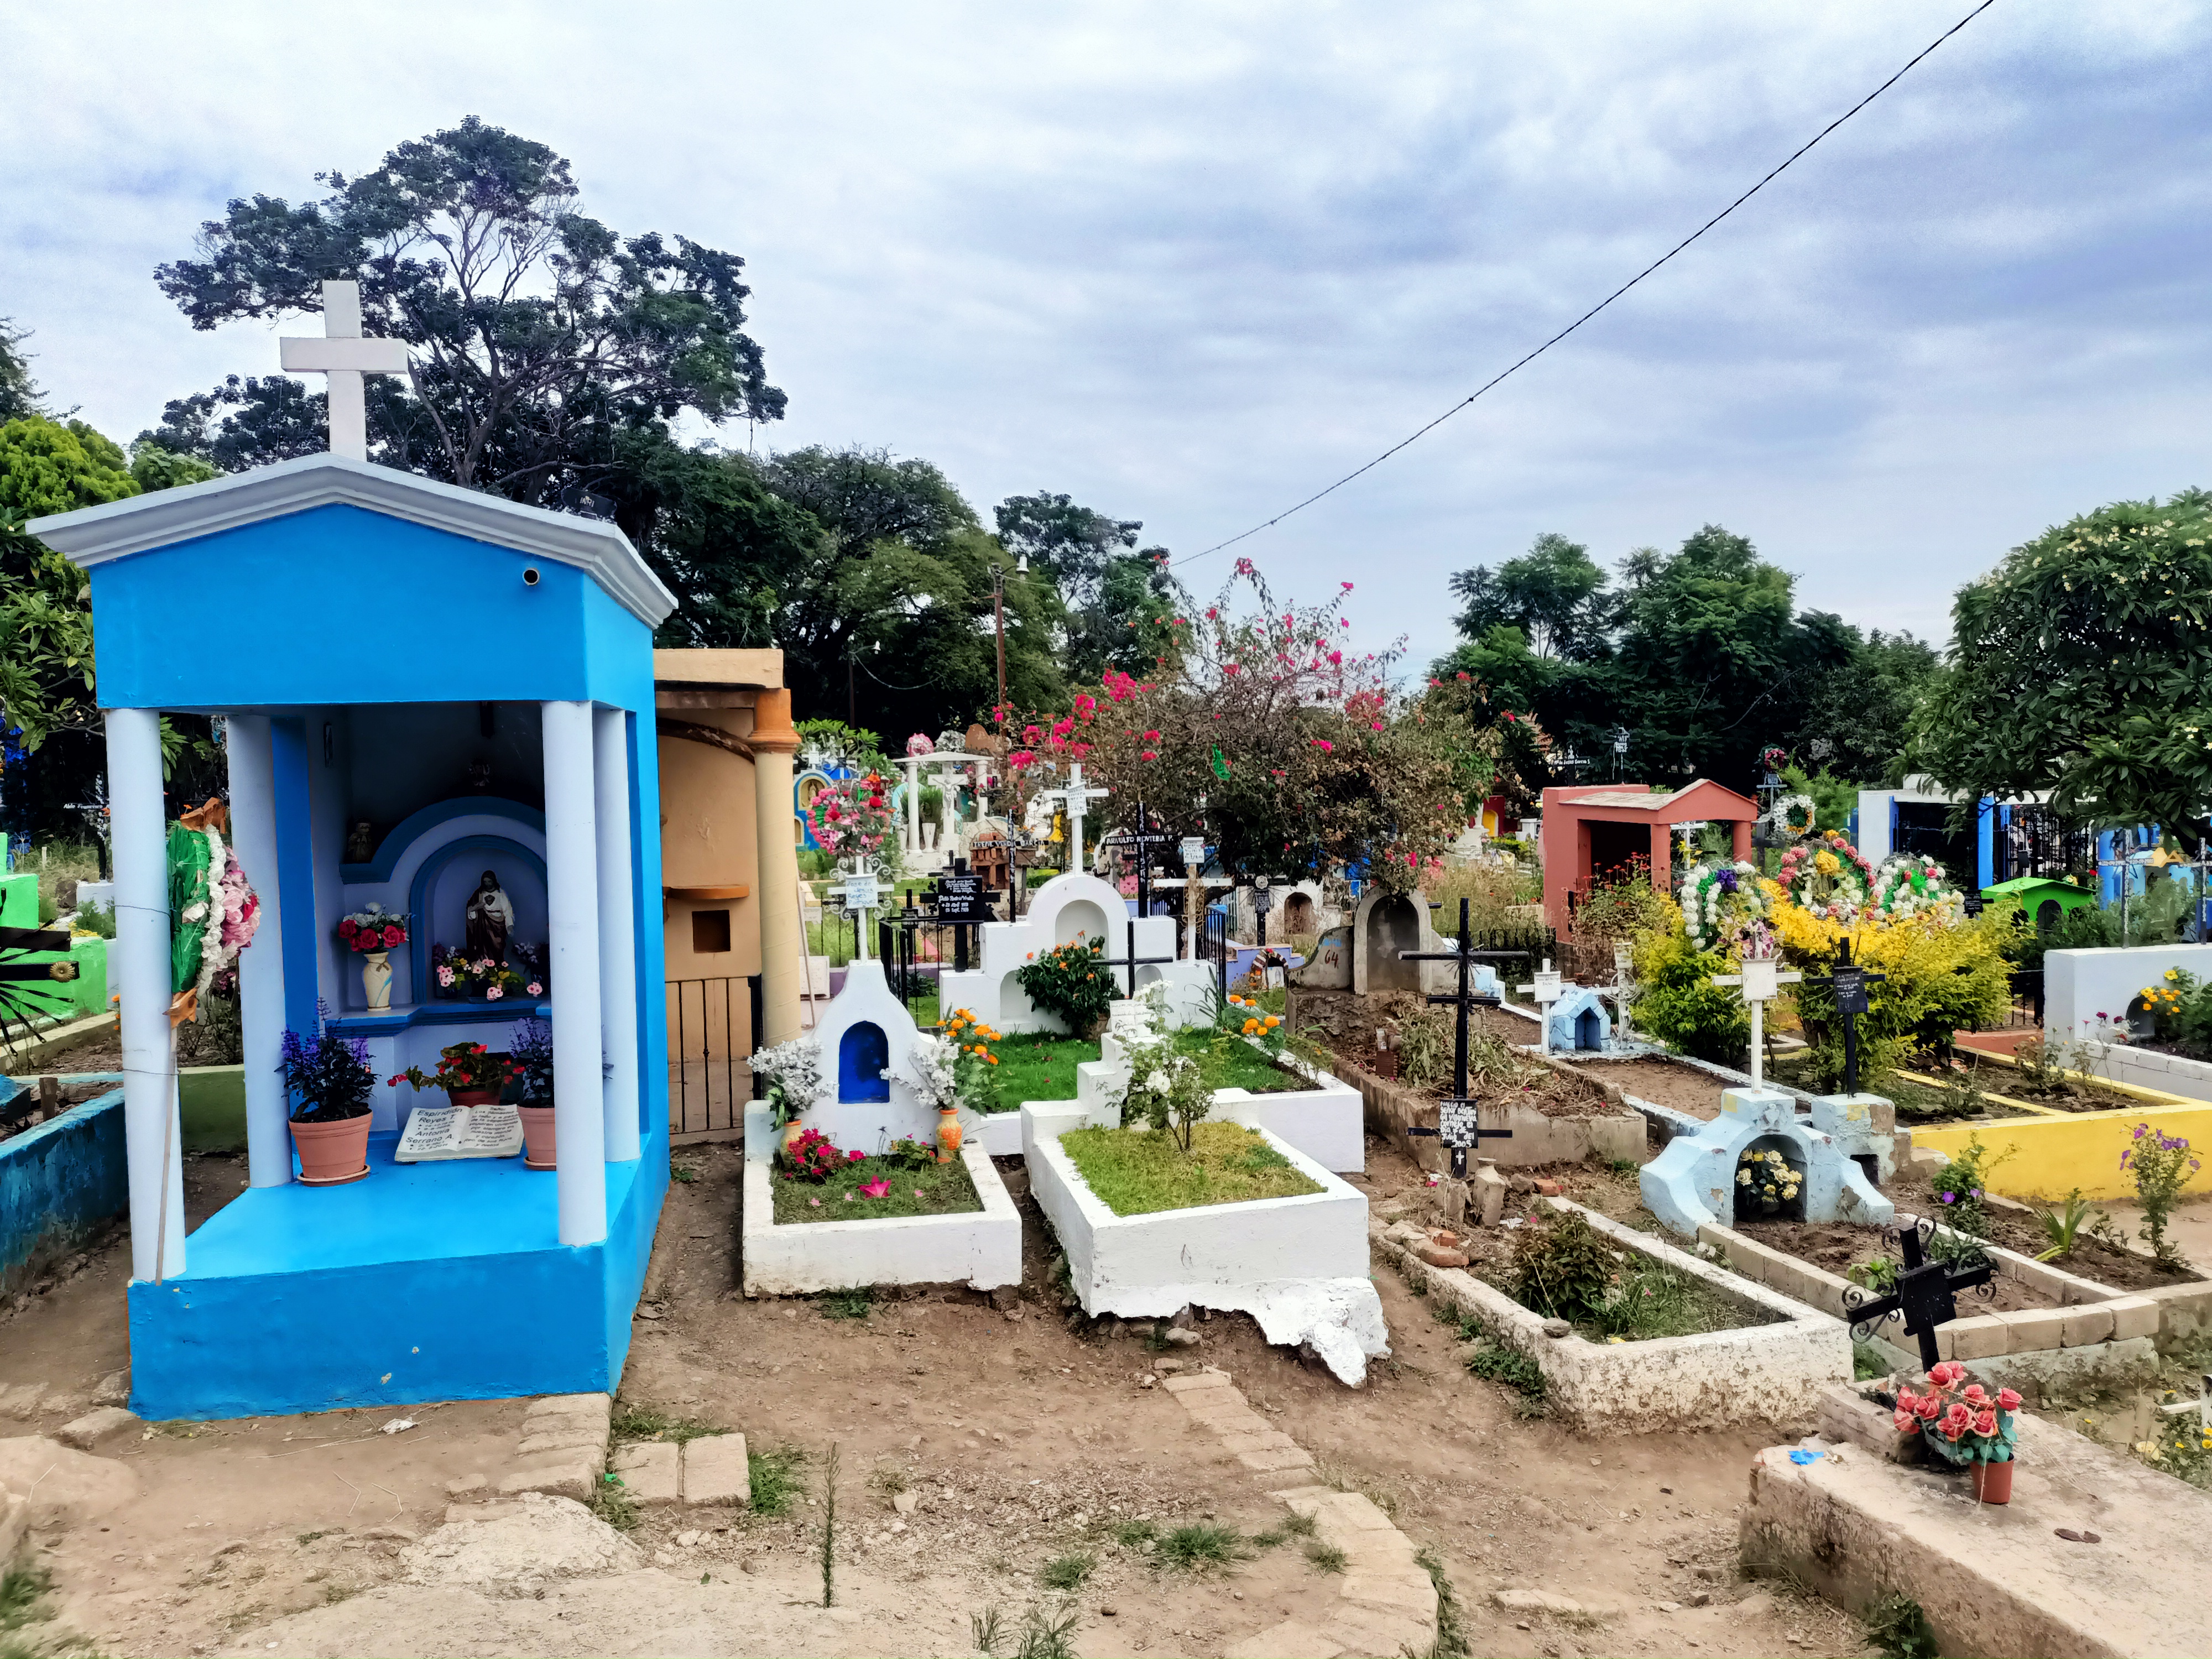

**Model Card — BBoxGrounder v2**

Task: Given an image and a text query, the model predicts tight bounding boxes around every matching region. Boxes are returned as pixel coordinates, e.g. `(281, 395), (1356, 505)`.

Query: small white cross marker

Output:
(1516, 958), (1565, 1056)
(1049, 762), (1112, 875)
(279, 280), (410, 462)
(1710, 957), (1802, 1087)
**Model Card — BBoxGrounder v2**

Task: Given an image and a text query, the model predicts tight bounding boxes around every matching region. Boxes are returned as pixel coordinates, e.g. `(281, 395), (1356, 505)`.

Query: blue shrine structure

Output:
(30, 444), (674, 1420)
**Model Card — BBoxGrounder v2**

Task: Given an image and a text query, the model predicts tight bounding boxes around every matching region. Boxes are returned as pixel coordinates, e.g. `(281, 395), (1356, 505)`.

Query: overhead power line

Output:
(1178, 0), (2001, 567)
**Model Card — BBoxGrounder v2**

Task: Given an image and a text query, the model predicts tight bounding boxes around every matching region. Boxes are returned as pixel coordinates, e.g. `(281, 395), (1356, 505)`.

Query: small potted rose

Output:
(1892, 1360), (2021, 1503)
(337, 904), (409, 1013)
(281, 1000), (377, 1186)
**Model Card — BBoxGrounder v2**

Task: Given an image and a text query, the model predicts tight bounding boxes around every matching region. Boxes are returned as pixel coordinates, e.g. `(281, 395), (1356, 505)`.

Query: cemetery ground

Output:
(0, 1137), (1874, 1659)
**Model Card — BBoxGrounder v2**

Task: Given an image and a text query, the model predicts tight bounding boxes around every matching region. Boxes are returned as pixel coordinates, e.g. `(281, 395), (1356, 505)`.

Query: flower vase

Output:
(781, 1117), (806, 1154)
(936, 1105), (963, 1165)
(1971, 1458), (2013, 1505)
(362, 950), (393, 1013)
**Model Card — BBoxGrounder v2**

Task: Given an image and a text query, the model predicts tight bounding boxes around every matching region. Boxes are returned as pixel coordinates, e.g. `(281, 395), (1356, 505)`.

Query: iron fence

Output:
(666, 974), (761, 1142)
(1990, 806), (2097, 886)
(2002, 968), (2044, 1030)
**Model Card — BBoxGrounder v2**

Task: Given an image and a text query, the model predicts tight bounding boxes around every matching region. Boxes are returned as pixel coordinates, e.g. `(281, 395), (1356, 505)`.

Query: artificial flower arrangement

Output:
(1734, 1146), (1802, 1212)
(167, 800), (262, 1023)
(807, 771), (900, 875)
(1776, 793), (1818, 838)
(429, 943), (541, 1002)
(750, 1034), (825, 1131)
(779, 1125), (866, 1182)
(1681, 859), (1772, 953)
(390, 1040), (525, 1102)
(1775, 830), (1876, 921)
(1871, 854), (1963, 921)
(337, 903), (409, 956)
(1893, 1361), (2020, 1469)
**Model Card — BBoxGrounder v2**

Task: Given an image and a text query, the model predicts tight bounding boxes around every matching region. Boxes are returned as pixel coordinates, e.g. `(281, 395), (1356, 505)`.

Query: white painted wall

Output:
(2046, 944), (2212, 1051)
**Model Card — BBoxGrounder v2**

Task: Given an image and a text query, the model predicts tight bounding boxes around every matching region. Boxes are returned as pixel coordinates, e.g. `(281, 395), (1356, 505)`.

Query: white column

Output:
(225, 715), (291, 1188)
(108, 708), (187, 1280)
(594, 708), (640, 1164)
(543, 701), (606, 1245)
(902, 756), (921, 854)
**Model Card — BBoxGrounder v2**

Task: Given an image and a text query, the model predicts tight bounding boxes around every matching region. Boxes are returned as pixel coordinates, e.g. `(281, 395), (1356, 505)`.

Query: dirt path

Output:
(3, 1138), (1866, 1658)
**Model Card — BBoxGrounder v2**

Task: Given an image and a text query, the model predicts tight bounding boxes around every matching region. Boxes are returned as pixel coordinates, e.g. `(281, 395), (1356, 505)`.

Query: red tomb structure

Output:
(1540, 780), (1761, 936)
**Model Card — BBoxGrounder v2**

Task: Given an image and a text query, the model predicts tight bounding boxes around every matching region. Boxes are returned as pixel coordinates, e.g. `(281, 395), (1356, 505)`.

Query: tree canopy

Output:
(145, 116), (784, 507)
(1914, 487), (2212, 843)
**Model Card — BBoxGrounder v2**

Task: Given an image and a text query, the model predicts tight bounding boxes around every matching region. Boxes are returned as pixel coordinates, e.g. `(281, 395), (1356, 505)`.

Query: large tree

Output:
(993, 492), (1184, 683)
(144, 116), (784, 515)
(1915, 487), (2212, 842)
(1448, 531), (1614, 660)
(0, 319), (46, 423)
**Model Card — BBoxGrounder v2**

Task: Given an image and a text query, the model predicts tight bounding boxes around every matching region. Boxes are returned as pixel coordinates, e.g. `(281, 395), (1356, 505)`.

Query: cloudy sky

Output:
(7, 1), (2208, 673)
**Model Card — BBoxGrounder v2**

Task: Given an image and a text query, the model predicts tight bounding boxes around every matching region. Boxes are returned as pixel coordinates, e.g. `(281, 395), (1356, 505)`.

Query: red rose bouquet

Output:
(337, 904), (410, 956)
(1893, 1360), (2021, 1466)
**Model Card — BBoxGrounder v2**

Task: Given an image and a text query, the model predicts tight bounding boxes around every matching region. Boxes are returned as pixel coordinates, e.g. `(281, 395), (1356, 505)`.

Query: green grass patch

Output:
(611, 1405), (726, 1444)
(1038, 1551), (1095, 1590)
(1464, 1341), (1547, 1404)
(1113, 1519), (1157, 1548)
(748, 1445), (807, 1516)
(1171, 1026), (1305, 1094)
(1304, 1541), (1347, 1574)
(1061, 1121), (1323, 1217)
(818, 1287), (872, 1319)
(987, 1030), (1102, 1108)
(770, 1149), (982, 1224)
(1154, 1522), (1248, 1572)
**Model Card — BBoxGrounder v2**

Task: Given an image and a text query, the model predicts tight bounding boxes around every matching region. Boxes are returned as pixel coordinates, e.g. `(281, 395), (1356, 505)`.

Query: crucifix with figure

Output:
(1803, 937), (1884, 1095)
(280, 280), (411, 461)
(1709, 955), (1802, 1087)
(1843, 1218), (1994, 1370)
(1399, 898), (1513, 1177)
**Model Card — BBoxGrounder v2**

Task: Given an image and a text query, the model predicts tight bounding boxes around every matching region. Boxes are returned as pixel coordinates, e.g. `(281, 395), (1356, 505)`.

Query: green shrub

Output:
(1013, 936), (1115, 1035)
(1510, 1211), (1615, 1319)
(1630, 928), (1748, 1063)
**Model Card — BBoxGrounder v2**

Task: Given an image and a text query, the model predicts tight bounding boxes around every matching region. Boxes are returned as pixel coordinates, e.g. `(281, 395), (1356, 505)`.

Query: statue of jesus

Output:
(464, 870), (516, 963)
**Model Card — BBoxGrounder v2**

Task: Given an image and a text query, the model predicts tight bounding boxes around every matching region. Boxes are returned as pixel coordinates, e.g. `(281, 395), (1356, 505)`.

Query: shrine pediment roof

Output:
(1542, 779), (1759, 818)
(27, 453), (675, 630)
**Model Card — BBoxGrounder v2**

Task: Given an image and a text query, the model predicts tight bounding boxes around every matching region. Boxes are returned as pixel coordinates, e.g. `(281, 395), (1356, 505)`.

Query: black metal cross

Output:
(1397, 898), (1513, 1177)
(1092, 917), (1176, 999)
(1803, 937), (1886, 1094)
(1842, 1217), (1995, 1371)
(1099, 802), (1178, 919)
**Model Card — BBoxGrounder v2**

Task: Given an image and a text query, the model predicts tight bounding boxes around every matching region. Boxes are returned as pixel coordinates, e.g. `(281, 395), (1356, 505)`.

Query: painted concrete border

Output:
(740, 1102), (1021, 1295)
(1023, 1105), (1386, 1384)
(1334, 1051), (1642, 1174)
(1373, 1198), (1850, 1433)
(1, 1084), (127, 1299)
(1911, 1103), (2212, 1202)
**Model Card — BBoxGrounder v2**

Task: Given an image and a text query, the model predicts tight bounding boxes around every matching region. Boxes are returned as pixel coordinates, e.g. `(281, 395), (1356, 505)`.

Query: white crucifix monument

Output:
(1051, 763), (1110, 875)
(1709, 956), (1802, 1087)
(1516, 958), (1565, 1056)
(279, 279), (412, 462)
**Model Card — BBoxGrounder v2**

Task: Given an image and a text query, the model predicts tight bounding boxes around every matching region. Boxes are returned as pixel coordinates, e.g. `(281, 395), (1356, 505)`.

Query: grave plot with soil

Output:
(1371, 1198), (1850, 1432)
(1886, 1161), (2204, 1294)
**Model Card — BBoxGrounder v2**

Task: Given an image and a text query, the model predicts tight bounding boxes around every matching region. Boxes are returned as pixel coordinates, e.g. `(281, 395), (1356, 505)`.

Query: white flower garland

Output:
(1680, 859), (1770, 953)
(1871, 854), (1964, 920)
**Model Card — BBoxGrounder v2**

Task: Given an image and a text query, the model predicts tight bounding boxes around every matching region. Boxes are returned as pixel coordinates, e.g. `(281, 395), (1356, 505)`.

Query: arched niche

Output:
(406, 833), (549, 1003)
(1573, 1004), (1604, 1051)
(838, 1021), (891, 1103)
(1282, 892), (1316, 936)
(1732, 1133), (1808, 1224)
(1365, 894), (1421, 992)
(1055, 898), (1112, 949)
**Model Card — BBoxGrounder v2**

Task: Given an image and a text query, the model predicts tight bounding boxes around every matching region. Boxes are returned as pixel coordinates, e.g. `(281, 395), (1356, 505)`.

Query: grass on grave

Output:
(985, 1030), (1103, 1107)
(1174, 1025), (1305, 1094)
(611, 1404), (727, 1445)
(1061, 1121), (1323, 1217)
(770, 1148), (982, 1224)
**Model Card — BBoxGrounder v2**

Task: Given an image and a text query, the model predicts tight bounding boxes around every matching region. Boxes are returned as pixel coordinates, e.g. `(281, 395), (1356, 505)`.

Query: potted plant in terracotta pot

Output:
(1893, 1360), (2021, 1503)
(389, 1039), (521, 1106)
(748, 1033), (824, 1152)
(508, 1016), (556, 1170)
(281, 1000), (377, 1186)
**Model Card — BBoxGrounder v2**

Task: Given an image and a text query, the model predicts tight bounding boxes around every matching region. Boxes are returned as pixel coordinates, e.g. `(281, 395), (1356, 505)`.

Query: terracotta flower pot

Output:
(1972, 1458), (2013, 1505)
(519, 1104), (557, 1171)
(936, 1104), (963, 1165)
(447, 1088), (500, 1108)
(291, 1113), (372, 1186)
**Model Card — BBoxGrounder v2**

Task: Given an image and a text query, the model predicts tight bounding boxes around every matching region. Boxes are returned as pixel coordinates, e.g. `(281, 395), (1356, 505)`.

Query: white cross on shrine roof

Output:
(278, 280), (411, 462)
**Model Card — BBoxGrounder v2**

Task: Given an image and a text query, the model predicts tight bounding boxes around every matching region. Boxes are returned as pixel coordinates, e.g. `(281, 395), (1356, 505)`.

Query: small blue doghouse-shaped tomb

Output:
(31, 451), (674, 1420)
(1546, 985), (1611, 1054)
(1641, 1087), (1896, 1240)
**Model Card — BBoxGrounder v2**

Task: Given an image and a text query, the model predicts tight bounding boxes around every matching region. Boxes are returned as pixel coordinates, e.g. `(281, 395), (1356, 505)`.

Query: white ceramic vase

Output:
(362, 950), (393, 1013)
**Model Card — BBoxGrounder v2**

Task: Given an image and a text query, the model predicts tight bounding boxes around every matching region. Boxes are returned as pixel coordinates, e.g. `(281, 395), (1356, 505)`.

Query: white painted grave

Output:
(935, 870), (1208, 1033)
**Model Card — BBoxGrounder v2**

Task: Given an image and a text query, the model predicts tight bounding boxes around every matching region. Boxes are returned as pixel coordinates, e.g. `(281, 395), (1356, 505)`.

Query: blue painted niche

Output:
(838, 1022), (890, 1103)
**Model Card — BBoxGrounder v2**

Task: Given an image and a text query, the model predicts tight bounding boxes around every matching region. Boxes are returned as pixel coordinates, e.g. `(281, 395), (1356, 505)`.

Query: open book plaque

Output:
(394, 1102), (524, 1162)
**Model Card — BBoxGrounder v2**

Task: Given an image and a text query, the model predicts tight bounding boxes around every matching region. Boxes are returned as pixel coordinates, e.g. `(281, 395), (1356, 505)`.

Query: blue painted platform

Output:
(129, 1133), (660, 1421)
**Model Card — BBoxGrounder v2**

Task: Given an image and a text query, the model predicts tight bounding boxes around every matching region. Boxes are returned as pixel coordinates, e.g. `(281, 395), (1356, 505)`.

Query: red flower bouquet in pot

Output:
(336, 904), (410, 1014)
(390, 1041), (524, 1109)
(1893, 1361), (2021, 1503)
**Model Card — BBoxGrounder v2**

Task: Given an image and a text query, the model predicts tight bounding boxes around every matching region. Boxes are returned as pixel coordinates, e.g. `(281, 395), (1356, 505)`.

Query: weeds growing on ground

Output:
(1464, 1340), (1547, 1415)
(1419, 1546), (1470, 1659)
(820, 1442), (840, 1607)
(971, 1607), (1006, 1656)
(1038, 1551), (1094, 1590)
(1154, 1522), (1246, 1572)
(591, 1472), (640, 1532)
(748, 1445), (807, 1516)
(969, 1602), (1080, 1659)
(818, 1287), (873, 1319)
(611, 1405), (724, 1444)
(1281, 1510), (1317, 1538)
(1304, 1541), (1347, 1574)
(1854, 1341), (1892, 1381)
(868, 1464), (910, 1500)
(1865, 1593), (1937, 1658)
(1113, 1519), (1157, 1548)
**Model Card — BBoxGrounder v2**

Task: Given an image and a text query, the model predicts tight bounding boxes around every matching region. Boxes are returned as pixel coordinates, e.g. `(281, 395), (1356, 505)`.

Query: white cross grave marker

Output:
(279, 279), (411, 462)
(1050, 762), (1110, 875)
(1515, 958), (1566, 1056)
(1709, 956), (1802, 1088)
(1603, 942), (1637, 1042)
